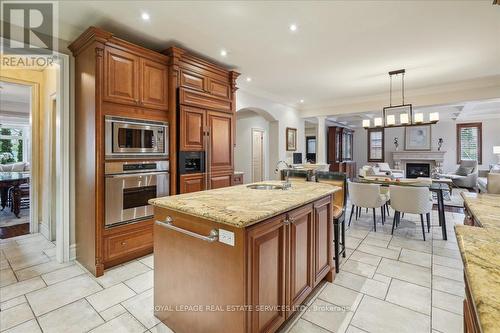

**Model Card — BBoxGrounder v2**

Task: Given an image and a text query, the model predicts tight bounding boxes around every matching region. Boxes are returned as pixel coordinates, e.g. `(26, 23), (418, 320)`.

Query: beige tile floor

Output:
(0, 206), (465, 333)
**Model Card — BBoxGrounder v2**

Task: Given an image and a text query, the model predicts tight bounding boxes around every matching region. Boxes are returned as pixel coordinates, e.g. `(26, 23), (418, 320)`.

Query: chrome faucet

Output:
(275, 160), (293, 190)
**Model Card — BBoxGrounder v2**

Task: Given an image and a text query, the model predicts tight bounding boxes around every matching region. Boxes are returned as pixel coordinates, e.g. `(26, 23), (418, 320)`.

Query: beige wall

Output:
(1, 66), (57, 238)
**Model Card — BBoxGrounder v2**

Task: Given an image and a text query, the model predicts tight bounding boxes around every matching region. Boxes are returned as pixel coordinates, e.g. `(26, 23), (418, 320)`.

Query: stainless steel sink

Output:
(246, 184), (285, 190)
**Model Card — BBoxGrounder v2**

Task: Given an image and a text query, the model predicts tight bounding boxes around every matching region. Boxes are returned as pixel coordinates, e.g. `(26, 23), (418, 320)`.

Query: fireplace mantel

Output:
(392, 151), (446, 170)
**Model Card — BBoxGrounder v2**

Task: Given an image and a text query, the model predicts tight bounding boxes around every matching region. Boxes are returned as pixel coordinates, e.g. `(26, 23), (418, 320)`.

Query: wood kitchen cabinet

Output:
(209, 171), (233, 189)
(140, 58), (168, 110)
(313, 197), (333, 285)
(103, 46), (168, 110)
(69, 27), (169, 276)
(154, 194), (334, 333)
(247, 214), (287, 333)
(179, 106), (205, 151)
(288, 205), (314, 312)
(207, 110), (233, 172)
(104, 46), (140, 105)
(246, 199), (332, 333)
(179, 173), (205, 193)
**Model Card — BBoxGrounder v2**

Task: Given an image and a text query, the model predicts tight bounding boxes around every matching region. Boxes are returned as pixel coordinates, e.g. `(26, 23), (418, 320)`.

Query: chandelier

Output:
(363, 69), (439, 129)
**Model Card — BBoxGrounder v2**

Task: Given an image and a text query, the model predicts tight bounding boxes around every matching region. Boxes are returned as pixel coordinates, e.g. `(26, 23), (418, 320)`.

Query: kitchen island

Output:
(149, 181), (341, 333)
(456, 192), (500, 333)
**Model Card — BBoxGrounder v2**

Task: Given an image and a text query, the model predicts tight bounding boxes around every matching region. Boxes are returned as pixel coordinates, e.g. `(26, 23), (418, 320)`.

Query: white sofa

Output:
(0, 162), (30, 173)
(359, 163), (404, 179)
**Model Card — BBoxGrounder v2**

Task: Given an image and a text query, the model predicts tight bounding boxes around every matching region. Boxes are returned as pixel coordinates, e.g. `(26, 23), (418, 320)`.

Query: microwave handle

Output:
(204, 127), (209, 190)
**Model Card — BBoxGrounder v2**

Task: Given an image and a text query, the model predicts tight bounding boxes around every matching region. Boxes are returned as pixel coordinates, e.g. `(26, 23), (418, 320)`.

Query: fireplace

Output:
(406, 163), (431, 179)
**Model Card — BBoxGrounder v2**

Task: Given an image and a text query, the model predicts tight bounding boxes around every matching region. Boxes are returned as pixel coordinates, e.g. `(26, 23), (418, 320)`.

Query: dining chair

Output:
(347, 181), (389, 232)
(389, 185), (432, 240)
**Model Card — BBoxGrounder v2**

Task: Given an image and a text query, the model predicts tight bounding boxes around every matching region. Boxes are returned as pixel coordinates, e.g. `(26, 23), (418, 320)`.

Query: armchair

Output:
(441, 160), (478, 189)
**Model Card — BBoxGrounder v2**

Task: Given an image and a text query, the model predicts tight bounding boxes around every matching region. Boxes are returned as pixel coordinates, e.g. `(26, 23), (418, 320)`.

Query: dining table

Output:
(0, 172), (30, 218)
(353, 177), (450, 240)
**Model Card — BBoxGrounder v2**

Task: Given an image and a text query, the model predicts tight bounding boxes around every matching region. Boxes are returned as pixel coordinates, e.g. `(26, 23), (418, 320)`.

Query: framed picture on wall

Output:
(286, 127), (297, 151)
(405, 125), (431, 151)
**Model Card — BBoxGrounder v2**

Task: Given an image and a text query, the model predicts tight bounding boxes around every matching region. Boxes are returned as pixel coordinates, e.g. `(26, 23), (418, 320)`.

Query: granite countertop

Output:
(149, 181), (340, 228)
(455, 192), (500, 333)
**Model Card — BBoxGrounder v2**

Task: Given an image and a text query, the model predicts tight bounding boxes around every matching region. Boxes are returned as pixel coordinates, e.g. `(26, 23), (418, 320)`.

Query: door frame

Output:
(0, 77), (40, 236)
(251, 128), (265, 182)
(0, 47), (71, 263)
(54, 51), (71, 263)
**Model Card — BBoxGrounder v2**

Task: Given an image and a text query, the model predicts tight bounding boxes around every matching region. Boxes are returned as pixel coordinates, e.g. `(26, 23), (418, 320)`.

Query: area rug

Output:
(432, 188), (468, 207)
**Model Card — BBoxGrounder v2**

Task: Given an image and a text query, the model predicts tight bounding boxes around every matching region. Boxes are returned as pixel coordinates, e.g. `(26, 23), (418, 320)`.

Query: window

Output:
(367, 128), (384, 162)
(0, 126), (29, 164)
(457, 123), (482, 164)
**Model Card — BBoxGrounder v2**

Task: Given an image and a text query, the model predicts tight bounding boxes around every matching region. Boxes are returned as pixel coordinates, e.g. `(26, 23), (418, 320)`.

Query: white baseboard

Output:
(69, 243), (76, 261)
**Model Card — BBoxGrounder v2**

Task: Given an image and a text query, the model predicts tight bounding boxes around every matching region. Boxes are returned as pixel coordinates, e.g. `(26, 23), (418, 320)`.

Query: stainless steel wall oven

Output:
(105, 161), (169, 227)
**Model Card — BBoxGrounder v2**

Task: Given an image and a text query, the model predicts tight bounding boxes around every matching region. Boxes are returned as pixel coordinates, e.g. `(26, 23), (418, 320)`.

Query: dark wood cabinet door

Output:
(313, 197), (333, 286)
(180, 106), (205, 151)
(104, 46), (139, 105)
(207, 111), (233, 172)
(247, 215), (287, 333)
(288, 205), (314, 312)
(209, 171), (232, 190)
(179, 173), (205, 194)
(140, 58), (168, 110)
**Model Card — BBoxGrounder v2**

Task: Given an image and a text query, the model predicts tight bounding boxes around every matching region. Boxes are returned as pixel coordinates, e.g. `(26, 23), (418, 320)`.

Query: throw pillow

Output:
(456, 166), (474, 176)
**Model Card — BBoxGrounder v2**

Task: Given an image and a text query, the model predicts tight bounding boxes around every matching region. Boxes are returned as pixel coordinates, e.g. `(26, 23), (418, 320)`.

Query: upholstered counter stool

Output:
(316, 171), (347, 273)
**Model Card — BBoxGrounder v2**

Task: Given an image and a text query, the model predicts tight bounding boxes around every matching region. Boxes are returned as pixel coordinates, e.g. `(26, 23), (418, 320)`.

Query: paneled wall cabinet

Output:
(168, 46), (240, 194)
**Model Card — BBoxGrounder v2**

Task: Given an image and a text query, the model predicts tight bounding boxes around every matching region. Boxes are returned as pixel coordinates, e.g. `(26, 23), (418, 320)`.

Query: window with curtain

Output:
(367, 128), (384, 162)
(456, 123), (482, 164)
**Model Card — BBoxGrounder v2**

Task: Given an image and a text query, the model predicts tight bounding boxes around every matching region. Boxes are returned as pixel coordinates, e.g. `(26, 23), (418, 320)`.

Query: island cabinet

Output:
(153, 195), (333, 333)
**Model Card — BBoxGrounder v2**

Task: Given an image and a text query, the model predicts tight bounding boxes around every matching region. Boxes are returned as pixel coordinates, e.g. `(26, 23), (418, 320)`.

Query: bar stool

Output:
(316, 171), (347, 273)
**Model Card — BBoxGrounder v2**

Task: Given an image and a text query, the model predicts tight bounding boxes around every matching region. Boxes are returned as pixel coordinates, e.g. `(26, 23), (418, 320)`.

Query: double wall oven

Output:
(104, 116), (169, 228)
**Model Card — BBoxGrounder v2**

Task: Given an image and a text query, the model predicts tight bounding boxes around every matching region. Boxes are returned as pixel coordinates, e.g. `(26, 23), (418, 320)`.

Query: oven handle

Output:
(155, 217), (219, 243)
(105, 171), (169, 178)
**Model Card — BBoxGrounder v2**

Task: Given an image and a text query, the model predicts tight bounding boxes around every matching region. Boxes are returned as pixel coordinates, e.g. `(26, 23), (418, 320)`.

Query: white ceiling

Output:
(309, 98), (500, 128)
(57, 1), (500, 110)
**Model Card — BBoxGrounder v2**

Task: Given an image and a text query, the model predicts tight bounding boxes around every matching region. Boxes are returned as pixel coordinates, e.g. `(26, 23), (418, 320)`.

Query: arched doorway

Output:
(235, 108), (279, 182)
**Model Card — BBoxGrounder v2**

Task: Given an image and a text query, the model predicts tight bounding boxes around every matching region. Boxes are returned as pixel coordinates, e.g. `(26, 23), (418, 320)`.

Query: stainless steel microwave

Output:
(105, 116), (168, 159)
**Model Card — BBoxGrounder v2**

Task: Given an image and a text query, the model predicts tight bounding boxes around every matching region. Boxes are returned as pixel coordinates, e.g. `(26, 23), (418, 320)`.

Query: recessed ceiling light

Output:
(300, 99), (304, 103)
(289, 24), (298, 32)
(141, 12), (150, 21)
(220, 49), (227, 57)
(246, 77), (252, 82)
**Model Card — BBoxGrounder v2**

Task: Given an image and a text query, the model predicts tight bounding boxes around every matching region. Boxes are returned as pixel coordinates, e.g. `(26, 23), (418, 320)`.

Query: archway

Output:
(235, 108), (280, 182)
